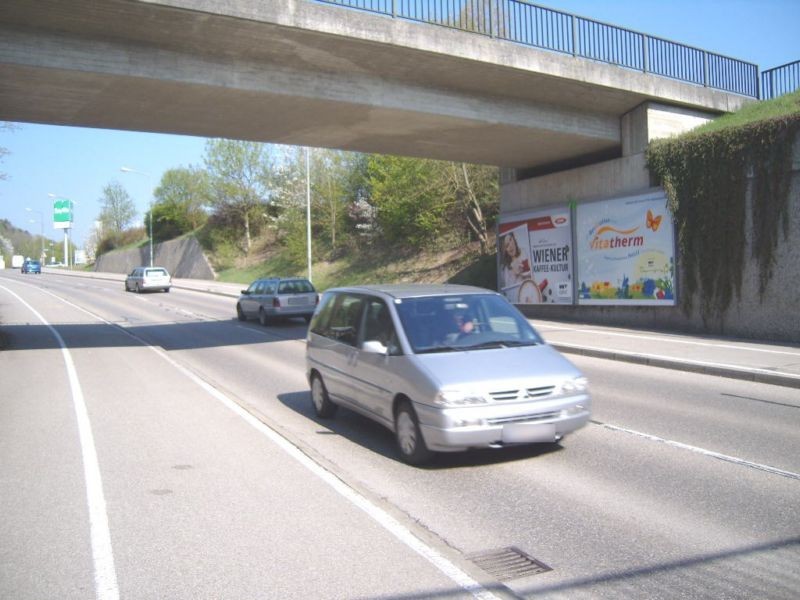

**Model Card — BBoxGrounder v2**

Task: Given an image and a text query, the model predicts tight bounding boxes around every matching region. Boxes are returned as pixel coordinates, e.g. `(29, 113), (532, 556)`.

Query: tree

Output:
(98, 181), (137, 234)
(269, 146), (314, 266)
(364, 155), (498, 252)
(152, 166), (210, 240)
(203, 139), (275, 257)
(310, 149), (368, 257)
(437, 162), (498, 254)
(366, 155), (447, 248)
(457, 0), (493, 35)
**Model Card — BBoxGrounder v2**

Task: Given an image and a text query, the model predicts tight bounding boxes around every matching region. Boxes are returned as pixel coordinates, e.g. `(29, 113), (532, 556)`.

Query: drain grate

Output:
(468, 547), (552, 581)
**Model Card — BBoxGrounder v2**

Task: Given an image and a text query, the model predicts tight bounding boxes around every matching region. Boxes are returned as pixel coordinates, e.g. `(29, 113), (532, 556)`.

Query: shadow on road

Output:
(0, 318), (308, 351)
(277, 390), (564, 469)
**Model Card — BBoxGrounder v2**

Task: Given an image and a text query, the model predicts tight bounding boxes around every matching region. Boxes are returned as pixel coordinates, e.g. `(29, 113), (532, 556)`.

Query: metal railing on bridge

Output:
(315, 0), (762, 98)
(761, 60), (800, 100)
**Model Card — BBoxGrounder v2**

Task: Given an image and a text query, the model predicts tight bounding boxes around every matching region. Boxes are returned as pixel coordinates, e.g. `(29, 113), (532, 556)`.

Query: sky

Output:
(1, 0), (799, 251)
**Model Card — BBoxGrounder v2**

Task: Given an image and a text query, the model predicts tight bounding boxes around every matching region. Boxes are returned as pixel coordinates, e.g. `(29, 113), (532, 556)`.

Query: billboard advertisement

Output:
(53, 198), (73, 230)
(576, 191), (675, 305)
(498, 207), (573, 305)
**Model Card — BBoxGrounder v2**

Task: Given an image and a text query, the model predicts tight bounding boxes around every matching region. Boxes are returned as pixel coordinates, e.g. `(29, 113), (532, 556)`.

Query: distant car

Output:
(306, 284), (591, 464)
(125, 267), (171, 293)
(236, 277), (318, 325)
(21, 260), (42, 274)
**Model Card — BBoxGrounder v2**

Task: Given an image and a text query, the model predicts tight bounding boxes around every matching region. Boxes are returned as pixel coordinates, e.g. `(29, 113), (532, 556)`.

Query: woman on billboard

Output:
(500, 231), (531, 288)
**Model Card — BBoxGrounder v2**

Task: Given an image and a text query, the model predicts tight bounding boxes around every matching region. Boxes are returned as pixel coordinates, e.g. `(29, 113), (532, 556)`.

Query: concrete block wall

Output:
(501, 131), (800, 343)
(94, 236), (215, 280)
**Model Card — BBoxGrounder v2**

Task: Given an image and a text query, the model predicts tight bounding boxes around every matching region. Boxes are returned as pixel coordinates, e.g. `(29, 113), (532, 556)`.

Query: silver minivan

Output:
(305, 284), (591, 464)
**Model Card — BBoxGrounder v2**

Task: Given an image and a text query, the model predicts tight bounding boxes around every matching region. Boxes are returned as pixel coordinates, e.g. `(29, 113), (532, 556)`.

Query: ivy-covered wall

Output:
(647, 114), (800, 319)
(647, 117), (800, 341)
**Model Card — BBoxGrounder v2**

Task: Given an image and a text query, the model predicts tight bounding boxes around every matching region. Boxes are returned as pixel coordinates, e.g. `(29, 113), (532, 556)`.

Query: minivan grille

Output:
(489, 386), (555, 402)
(487, 411), (560, 425)
(526, 385), (555, 398)
(489, 389), (520, 401)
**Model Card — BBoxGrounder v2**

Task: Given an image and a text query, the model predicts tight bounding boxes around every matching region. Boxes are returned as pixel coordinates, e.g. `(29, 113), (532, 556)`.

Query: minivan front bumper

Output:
(415, 394), (591, 452)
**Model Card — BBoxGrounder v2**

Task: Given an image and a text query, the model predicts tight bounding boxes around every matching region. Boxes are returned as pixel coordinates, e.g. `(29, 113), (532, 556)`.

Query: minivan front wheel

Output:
(395, 401), (434, 465)
(311, 374), (337, 418)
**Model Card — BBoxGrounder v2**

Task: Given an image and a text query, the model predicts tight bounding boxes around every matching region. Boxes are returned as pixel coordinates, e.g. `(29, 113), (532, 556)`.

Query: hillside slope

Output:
(214, 234), (499, 291)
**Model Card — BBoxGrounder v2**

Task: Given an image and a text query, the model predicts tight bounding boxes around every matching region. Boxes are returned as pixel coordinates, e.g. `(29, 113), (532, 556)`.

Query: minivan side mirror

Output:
(362, 340), (389, 355)
(241, 290), (250, 295)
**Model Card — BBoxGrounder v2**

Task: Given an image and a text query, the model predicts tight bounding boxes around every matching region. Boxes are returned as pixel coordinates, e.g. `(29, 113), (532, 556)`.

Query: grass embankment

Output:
(693, 89), (800, 134)
(215, 238), (498, 292)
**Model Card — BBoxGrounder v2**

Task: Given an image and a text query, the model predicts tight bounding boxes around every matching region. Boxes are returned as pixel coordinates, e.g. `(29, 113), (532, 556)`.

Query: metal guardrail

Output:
(761, 60), (800, 100)
(314, 0), (762, 98)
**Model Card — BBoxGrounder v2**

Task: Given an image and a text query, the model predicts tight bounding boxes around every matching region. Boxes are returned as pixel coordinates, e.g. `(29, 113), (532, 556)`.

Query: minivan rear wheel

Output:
(395, 401), (434, 465)
(310, 374), (337, 418)
(258, 308), (270, 326)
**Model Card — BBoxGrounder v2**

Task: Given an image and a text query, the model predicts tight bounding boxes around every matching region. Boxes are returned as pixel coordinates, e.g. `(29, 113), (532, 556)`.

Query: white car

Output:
(125, 267), (172, 293)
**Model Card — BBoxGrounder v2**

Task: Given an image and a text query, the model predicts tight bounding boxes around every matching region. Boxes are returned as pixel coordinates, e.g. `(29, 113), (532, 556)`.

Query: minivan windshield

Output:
(394, 293), (543, 354)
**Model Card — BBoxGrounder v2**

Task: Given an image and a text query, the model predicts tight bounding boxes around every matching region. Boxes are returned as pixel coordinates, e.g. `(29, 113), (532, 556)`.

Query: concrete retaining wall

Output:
(94, 236), (215, 280)
(501, 134), (800, 343)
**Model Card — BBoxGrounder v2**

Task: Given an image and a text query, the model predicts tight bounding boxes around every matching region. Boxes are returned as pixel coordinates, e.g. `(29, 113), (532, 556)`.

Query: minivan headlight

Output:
(434, 390), (488, 407)
(560, 376), (589, 394)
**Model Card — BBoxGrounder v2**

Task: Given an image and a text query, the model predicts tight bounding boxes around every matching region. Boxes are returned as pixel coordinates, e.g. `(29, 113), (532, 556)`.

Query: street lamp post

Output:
(120, 167), (153, 267)
(25, 207), (45, 262)
(305, 147), (312, 282)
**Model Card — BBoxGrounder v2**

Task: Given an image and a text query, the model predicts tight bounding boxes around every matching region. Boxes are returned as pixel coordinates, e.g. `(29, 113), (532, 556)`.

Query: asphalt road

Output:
(1, 270), (798, 600)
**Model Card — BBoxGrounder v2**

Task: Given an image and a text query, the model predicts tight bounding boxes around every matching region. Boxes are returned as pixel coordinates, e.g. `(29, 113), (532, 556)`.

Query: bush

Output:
(95, 227), (146, 257)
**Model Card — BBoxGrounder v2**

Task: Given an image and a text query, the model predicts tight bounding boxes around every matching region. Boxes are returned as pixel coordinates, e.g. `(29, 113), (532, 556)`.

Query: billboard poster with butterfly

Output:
(497, 207), (574, 305)
(576, 190), (675, 305)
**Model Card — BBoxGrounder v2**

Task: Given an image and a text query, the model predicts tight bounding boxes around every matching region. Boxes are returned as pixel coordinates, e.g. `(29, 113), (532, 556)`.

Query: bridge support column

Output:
(500, 102), (718, 213)
(620, 102), (717, 156)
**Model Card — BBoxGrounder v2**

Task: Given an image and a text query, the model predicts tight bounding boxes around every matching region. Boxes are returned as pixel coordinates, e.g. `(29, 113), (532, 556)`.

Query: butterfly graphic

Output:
(646, 209), (662, 232)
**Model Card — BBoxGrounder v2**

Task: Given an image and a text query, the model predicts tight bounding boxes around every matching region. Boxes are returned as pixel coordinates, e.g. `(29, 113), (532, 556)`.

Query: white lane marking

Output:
(30, 285), (500, 599)
(595, 421), (800, 481)
(555, 342), (800, 381)
(537, 324), (799, 357)
(1, 285), (119, 600)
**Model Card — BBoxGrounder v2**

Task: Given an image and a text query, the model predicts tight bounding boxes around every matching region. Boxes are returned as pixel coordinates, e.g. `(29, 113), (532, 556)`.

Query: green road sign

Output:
(53, 198), (73, 229)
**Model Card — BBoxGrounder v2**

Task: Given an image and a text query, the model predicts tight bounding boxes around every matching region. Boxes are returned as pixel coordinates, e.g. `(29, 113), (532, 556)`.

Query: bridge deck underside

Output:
(0, 0), (746, 170)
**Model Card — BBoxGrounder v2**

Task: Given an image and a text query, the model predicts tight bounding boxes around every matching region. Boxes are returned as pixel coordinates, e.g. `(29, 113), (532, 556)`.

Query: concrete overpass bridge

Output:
(0, 0), (754, 177)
